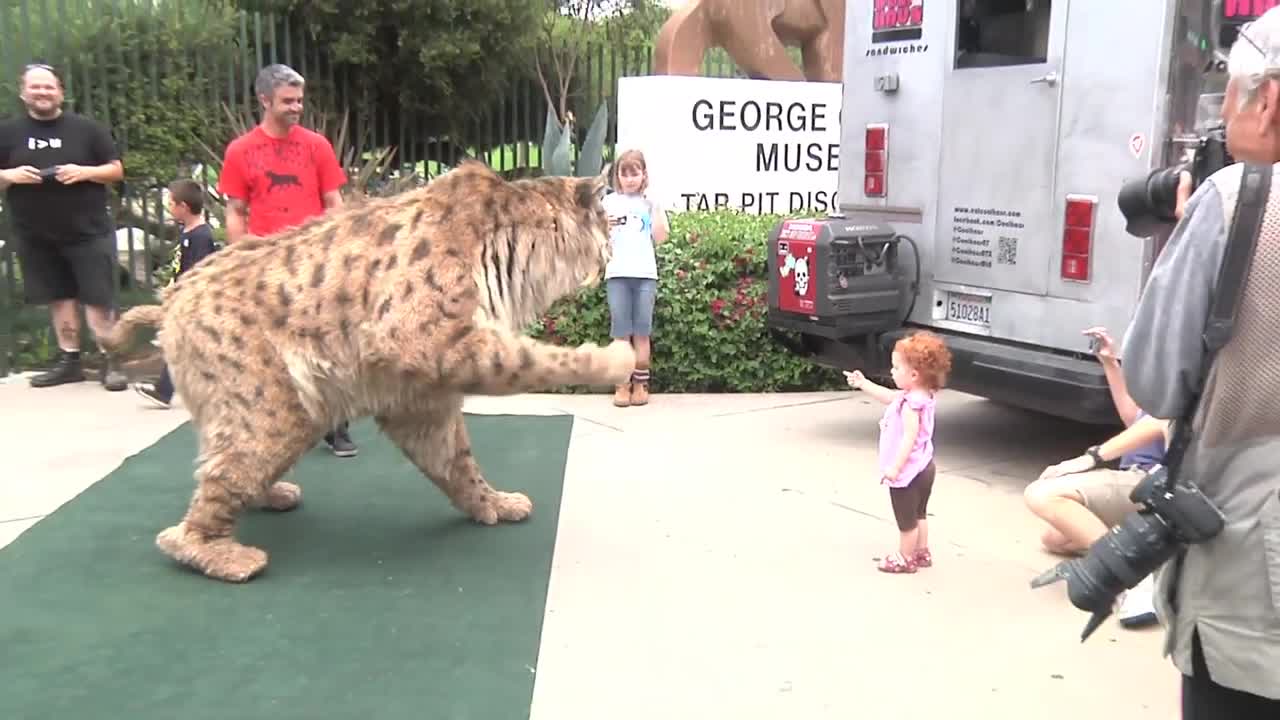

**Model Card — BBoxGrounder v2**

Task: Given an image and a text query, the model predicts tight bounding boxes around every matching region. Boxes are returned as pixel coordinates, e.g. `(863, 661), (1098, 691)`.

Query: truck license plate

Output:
(946, 292), (991, 327)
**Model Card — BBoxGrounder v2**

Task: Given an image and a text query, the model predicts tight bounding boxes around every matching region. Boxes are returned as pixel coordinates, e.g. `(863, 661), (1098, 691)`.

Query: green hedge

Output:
(528, 209), (845, 393)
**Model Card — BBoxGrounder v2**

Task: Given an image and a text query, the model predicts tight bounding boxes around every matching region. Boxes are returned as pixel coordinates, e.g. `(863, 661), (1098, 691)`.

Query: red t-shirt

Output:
(217, 125), (347, 238)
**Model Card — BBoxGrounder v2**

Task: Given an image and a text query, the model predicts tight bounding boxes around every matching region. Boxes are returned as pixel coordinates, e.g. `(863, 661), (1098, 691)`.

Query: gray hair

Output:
(254, 63), (304, 100)
(1228, 8), (1280, 110)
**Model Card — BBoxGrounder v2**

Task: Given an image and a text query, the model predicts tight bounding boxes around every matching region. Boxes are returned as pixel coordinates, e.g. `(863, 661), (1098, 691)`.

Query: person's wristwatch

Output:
(1085, 445), (1104, 468)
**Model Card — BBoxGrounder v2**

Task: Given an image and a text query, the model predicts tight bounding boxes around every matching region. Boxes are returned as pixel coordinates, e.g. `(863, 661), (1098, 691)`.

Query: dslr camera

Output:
(1030, 461), (1225, 641)
(1117, 122), (1232, 238)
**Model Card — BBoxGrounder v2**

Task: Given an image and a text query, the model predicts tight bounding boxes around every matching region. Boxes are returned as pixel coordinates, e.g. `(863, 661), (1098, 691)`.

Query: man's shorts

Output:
(606, 277), (657, 337)
(15, 233), (117, 308)
(1071, 467), (1150, 527)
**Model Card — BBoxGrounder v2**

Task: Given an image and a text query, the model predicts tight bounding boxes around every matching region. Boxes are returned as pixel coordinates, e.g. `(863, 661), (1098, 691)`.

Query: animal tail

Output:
(653, 0), (709, 75)
(100, 303), (165, 353)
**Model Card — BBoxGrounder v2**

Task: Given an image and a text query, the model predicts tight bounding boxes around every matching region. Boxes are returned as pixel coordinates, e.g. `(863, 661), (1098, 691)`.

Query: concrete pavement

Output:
(0, 375), (1178, 718)
(0, 372), (188, 547)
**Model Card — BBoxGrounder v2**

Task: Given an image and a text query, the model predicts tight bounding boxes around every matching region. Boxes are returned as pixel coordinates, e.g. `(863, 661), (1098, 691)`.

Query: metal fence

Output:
(0, 1), (744, 375)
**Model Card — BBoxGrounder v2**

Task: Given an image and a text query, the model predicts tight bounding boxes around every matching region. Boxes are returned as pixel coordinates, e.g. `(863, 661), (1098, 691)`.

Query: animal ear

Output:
(575, 172), (609, 208)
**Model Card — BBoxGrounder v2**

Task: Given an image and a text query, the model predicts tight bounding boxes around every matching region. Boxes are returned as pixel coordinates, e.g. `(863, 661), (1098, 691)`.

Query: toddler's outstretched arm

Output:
(845, 370), (899, 405)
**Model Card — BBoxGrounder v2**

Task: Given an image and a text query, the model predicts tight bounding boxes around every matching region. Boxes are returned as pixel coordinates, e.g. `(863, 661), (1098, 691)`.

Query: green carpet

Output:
(0, 413), (573, 720)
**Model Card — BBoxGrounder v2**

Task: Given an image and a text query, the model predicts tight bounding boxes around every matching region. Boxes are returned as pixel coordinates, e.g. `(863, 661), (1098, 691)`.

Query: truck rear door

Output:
(933, 1), (1067, 302)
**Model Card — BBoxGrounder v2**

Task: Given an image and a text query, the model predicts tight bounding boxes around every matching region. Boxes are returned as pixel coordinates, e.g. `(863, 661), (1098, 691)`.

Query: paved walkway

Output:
(0, 375), (1178, 718)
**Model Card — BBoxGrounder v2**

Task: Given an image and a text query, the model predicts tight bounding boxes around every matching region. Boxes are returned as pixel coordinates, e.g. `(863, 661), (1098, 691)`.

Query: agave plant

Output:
(541, 102), (608, 178)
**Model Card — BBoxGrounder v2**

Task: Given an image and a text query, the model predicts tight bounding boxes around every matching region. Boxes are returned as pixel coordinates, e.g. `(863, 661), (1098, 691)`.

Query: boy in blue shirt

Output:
(132, 179), (216, 408)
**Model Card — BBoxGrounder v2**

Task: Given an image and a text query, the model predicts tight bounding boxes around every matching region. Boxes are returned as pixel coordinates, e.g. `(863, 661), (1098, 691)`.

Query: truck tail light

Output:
(1061, 195), (1095, 282)
(865, 124), (887, 197)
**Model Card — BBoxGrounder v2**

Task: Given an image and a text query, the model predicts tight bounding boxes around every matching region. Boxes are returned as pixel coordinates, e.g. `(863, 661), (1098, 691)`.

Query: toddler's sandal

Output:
(913, 548), (933, 567)
(877, 552), (917, 574)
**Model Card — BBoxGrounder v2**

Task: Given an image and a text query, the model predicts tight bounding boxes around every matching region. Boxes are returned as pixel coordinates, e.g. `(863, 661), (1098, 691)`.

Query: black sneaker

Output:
(30, 351), (85, 388)
(101, 355), (127, 392)
(324, 424), (358, 458)
(132, 382), (172, 409)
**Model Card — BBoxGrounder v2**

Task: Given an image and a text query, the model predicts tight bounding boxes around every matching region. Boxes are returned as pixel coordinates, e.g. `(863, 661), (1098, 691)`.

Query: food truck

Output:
(766, 0), (1263, 424)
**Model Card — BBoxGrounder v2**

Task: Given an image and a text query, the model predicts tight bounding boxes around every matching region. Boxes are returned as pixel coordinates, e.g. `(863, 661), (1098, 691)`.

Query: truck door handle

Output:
(1030, 71), (1058, 86)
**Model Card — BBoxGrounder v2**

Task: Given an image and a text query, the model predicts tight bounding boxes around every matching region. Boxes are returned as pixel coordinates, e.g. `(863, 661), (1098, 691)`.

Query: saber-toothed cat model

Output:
(102, 161), (635, 582)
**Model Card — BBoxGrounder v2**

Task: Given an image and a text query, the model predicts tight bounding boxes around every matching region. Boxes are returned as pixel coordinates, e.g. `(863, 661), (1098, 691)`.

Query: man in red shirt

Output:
(217, 63), (356, 457)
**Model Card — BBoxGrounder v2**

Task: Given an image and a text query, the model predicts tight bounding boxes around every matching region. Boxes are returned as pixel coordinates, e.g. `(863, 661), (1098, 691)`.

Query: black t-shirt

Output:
(178, 223), (217, 275)
(0, 111), (120, 242)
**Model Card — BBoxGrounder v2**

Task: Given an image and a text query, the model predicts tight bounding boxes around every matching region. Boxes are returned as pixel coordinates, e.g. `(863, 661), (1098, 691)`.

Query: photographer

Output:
(1120, 12), (1280, 717)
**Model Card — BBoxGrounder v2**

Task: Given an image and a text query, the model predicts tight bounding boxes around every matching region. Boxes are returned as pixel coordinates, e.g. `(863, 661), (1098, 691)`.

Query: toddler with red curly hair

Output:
(845, 330), (953, 574)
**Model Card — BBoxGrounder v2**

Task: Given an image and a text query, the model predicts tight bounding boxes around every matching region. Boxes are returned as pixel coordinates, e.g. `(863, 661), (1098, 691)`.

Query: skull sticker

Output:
(781, 252), (813, 297)
(775, 226), (816, 314)
(792, 256), (810, 297)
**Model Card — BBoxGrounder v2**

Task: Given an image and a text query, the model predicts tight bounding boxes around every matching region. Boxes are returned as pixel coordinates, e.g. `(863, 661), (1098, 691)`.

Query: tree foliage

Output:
(233, 0), (545, 135)
(535, 0), (670, 124)
(0, 0), (241, 187)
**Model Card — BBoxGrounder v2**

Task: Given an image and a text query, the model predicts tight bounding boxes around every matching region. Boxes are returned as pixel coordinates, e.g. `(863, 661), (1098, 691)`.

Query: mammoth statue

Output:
(653, 0), (846, 83)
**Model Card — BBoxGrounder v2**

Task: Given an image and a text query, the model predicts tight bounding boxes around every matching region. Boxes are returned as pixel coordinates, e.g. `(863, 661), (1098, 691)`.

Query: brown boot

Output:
(629, 369), (651, 406)
(613, 383), (632, 407)
(631, 381), (650, 406)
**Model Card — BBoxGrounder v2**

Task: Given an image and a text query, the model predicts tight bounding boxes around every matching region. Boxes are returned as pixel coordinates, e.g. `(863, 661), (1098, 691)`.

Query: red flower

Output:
(710, 298), (726, 315)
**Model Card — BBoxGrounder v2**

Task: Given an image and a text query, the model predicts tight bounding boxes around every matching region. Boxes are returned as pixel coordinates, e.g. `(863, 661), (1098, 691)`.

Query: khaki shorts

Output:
(1069, 467), (1150, 527)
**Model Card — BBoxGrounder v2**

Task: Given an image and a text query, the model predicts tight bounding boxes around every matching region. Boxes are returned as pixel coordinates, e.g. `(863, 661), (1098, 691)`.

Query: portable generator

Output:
(765, 217), (915, 367)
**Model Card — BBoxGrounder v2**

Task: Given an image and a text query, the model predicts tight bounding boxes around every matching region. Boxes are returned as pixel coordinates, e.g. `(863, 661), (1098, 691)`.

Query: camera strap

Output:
(1164, 162), (1270, 614)
(1162, 162), (1269, 476)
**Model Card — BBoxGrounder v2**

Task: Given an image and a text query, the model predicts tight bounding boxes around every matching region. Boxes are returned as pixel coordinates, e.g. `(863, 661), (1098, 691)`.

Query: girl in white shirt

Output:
(603, 148), (668, 407)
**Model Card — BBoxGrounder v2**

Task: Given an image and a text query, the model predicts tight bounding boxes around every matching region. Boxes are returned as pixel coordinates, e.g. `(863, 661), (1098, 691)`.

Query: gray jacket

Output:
(1122, 161), (1280, 699)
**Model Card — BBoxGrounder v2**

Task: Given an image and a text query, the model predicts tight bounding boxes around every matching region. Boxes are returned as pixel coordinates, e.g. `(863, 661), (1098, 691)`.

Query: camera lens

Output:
(1118, 167), (1184, 238)
(1057, 510), (1178, 614)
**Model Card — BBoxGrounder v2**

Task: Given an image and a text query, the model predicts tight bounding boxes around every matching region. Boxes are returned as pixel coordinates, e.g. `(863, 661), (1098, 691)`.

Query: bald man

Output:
(0, 63), (126, 390)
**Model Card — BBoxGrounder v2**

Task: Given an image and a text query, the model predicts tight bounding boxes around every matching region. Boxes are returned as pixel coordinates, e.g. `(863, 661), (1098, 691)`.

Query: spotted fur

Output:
(103, 160), (634, 582)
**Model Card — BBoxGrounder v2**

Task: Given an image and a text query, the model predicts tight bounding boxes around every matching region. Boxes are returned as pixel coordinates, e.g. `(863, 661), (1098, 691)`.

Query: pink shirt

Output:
(877, 390), (937, 487)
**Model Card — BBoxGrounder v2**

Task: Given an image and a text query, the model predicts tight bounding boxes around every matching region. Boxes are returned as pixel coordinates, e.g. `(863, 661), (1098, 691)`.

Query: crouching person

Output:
(1024, 325), (1164, 628)
(1025, 415), (1168, 628)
